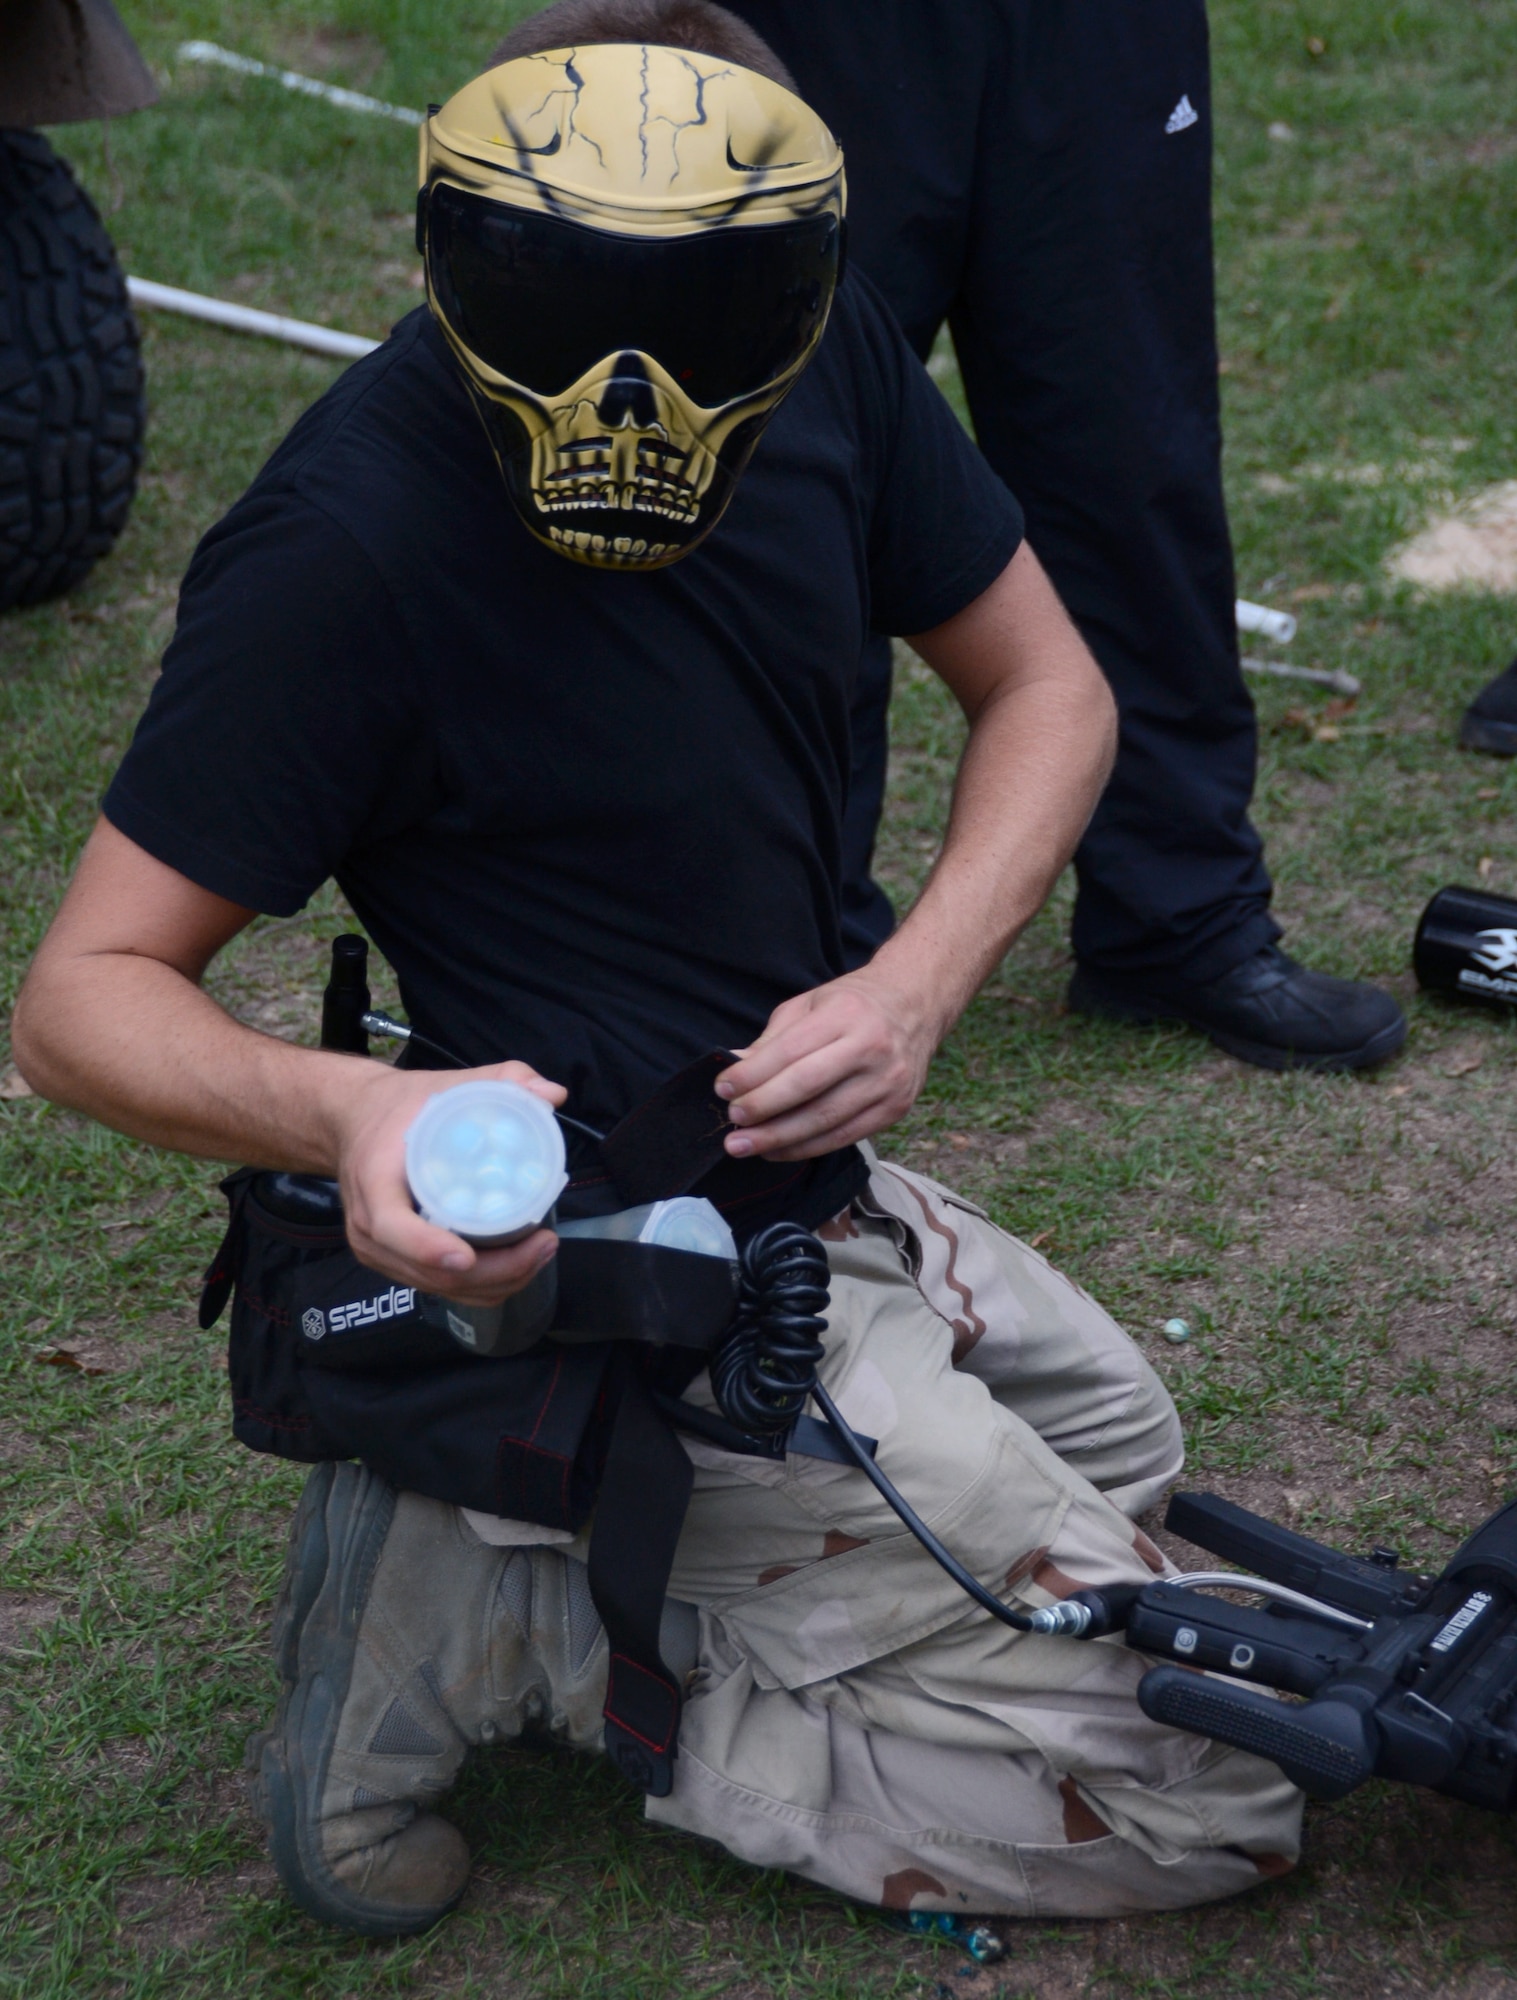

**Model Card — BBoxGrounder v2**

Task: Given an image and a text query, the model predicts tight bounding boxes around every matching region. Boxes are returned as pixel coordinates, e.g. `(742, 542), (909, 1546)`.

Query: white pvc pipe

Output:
(126, 278), (380, 361)
(1236, 598), (1298, 645)
(177, 41), (424, 126)
(1241, 656), (1361, 698)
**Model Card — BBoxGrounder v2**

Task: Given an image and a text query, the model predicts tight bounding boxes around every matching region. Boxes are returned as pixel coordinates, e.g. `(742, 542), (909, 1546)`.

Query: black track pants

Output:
(734, 0), (1278, 980)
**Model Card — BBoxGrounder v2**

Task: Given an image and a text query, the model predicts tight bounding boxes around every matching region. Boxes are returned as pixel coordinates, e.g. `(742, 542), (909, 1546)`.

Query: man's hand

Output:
(716, 968), (939, 1161)
(333, 1058), (566, 1306)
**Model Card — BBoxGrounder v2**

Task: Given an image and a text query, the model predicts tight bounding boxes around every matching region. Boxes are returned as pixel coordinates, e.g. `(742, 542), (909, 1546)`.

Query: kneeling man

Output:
(13, 0), (1302, 1936)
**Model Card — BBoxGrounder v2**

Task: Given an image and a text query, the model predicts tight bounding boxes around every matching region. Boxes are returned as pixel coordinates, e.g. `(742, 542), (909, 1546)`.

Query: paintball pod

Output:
(1059, 1491), (1517, 1809)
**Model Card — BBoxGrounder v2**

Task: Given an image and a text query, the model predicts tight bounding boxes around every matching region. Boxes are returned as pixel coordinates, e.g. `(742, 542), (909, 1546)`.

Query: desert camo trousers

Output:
(642, 1153), (1304, 1919)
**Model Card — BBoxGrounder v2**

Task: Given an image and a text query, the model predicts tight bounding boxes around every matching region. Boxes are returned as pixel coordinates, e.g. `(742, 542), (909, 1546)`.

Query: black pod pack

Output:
(1413, 886), (1517, 1011)
(320, 934), (371, 1053)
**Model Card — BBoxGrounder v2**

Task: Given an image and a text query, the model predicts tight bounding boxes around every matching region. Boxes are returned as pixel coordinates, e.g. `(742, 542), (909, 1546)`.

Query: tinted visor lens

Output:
(429, 185), (838, 405)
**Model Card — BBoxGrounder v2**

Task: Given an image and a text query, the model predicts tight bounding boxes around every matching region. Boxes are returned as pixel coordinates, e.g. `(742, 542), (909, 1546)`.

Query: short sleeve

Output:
(844, 273), (1024, 636)
(103, 493), (430, 916)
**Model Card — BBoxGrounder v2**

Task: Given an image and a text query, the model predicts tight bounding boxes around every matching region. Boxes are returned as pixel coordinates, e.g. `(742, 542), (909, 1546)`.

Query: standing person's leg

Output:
(728, 0), (994, 969)
(952, 0), (1266, 985)
(949, 0), (1402, 1068)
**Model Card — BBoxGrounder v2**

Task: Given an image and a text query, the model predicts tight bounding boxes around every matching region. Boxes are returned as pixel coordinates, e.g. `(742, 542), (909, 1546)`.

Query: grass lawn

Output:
(3, 0), (1517, 1993)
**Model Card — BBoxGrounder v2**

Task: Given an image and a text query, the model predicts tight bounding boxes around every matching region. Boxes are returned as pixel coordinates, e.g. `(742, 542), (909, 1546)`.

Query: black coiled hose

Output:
(713, 1222), (1082, 1639)
(710, 1221), (829, 1434)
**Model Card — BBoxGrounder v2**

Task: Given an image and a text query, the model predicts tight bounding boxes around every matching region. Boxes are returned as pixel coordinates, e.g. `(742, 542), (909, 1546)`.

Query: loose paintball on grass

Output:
(4, 0), (1517, 1995)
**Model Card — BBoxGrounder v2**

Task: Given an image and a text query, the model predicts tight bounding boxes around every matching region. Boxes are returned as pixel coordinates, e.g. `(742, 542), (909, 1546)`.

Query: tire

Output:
(0, 127), (144, 612)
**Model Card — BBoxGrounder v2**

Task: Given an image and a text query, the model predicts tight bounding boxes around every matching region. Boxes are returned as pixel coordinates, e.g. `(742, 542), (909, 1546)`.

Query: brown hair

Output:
(490, 0), (797, 93)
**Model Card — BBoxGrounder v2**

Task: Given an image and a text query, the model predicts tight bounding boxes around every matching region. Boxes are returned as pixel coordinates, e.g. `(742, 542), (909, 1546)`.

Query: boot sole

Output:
(1070, 979), (1409, 1074)
(270, 1458), (338, 1686)
(249, 1463), (460, 1938)
(1460, 713), (1517, 757)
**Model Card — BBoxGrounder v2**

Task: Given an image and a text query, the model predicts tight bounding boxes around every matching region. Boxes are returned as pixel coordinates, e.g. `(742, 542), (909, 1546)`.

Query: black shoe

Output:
(1459, 658), (1517, 756)
(1068, 945), (1407, 1073)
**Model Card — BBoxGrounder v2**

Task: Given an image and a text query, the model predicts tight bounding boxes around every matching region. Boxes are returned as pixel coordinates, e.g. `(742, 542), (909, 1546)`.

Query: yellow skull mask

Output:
(419, 43), (845, 570)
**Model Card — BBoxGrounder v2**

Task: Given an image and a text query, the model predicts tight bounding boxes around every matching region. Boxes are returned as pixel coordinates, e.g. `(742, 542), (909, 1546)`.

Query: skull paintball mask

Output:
(418, 43), (845, 570)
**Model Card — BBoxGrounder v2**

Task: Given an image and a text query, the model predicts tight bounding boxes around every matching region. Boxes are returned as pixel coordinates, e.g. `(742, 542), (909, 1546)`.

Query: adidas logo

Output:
(1165, 95), (1199, 134)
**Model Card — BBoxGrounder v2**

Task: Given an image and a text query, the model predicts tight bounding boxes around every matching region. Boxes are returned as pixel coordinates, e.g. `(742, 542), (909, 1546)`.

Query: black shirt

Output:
(104, 275), (1021, 1222)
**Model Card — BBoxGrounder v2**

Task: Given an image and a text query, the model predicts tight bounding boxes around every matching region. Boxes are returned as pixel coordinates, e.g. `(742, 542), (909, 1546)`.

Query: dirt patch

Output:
(0, 1592), (62, 1654)
(96, 1739), (166, 1786)
(115, 1874), (223, 1954)
(0, 1421), (37, 1464)
(1388, 480), (1517, 592)
(116, 1858), (280, 1956)
(90, 1187), (177, 1255)
(269, 27), (388, 86)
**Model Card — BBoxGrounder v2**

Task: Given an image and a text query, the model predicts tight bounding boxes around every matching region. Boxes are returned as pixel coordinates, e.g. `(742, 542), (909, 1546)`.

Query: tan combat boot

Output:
(247, 1460), (612, 1935)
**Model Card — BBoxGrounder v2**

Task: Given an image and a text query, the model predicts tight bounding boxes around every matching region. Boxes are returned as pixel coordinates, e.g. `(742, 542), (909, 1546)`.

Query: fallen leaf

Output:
(1386, 1084), (1411, 1097)
(35, 1345), (110, 1377)
(1445, 1051), (1485, 1077)
(948, 1133), (972, 1150)
(1322, 695), (1359, 720)
(1028, 1229), (1055, 1250)
(1477, 787), (1500, 801)
(1478, 855), (1495, 881)
(0, 1066), (35, 1100)
(1290, 582), (1337, 602)
(1314, 724), (1342, 742)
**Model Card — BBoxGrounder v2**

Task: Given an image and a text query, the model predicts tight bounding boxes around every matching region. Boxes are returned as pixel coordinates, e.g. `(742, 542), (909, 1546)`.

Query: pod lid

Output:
(639, 1197), (737, 1261)
(404, 1081), (567, 1240)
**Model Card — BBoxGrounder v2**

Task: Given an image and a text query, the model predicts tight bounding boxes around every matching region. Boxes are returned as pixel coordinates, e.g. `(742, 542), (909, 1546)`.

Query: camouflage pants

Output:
(645, 1154), (1304, 1918)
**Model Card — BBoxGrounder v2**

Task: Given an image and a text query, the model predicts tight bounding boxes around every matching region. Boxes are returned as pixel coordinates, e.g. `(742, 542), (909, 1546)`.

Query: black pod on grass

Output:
(1413, 886), (1517, 1011)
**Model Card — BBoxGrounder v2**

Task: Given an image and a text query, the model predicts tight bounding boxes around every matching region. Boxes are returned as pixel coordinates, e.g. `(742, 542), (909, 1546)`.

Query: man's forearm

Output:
(871, 661), (1115, 1040)
(14, 946), (383, 1172)
(15, 823), (563, 1307)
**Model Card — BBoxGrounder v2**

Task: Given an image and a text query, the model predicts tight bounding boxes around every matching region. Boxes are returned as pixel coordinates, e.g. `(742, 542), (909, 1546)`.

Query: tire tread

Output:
(0, 127), (145, 611)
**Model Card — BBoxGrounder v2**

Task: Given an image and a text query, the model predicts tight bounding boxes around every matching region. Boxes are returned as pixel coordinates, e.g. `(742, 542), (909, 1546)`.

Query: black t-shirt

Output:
(104, 274), (1021, 1224)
